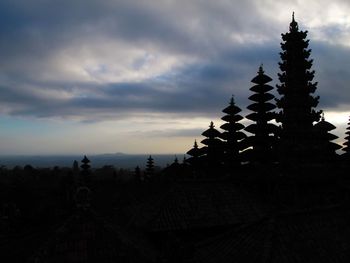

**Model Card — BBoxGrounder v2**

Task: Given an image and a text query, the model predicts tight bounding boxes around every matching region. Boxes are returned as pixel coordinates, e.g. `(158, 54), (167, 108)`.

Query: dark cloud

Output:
(0, 0), (349, 123)
(0, 41), (280, 120)
(312, 41), (350, 110)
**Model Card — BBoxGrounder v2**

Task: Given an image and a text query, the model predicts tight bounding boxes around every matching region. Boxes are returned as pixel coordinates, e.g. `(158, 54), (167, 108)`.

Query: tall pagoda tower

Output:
(201, 121), (223, 175)
(186, 140), (205, 177)
(80, 155), (91, 185)
(276, 13), (322, 163)
(145, 155), (155, 179)
(245, 66), (278, 164)
(220, 97), (246, 170)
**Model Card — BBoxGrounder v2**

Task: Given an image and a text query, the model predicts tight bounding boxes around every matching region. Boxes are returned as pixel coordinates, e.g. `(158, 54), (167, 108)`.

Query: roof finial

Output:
(258, 64), (264, 74)
(321, 112), (325, 121)
(230, 95), (235, 105)
(290, 11), (298, 31)
(209, 121), (214, 128)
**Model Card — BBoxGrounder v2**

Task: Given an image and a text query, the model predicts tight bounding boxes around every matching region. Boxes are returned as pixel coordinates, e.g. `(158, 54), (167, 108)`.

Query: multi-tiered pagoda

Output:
(220, 97), (246, 171)
(245, 66), (278, 164)
(276, 13), (322, 164)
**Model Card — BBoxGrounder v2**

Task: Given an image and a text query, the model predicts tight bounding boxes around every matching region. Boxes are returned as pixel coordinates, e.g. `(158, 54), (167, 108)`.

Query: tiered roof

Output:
(200, 122), (223, 174)
(343, 117), (350, 154)
(145, 155), (155, 177)
(80, 155), (90, 170)
(220, 97), (246, 168)
(245, 66), (278, 164)
(187, 140), (206, 167)
(313, 114), (341, 160)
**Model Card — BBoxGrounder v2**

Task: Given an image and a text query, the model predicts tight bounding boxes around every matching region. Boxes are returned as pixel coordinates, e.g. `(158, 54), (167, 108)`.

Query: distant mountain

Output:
(0, 153), (183, 169)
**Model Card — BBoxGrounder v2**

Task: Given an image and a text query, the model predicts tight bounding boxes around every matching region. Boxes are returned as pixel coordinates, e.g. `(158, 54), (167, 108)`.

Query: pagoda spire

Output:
(276, 15), (322, 164)
(245, 65), (278, 164)
(220, 96), (246, 172)
(186, 139), (205, 178)
(201, 121), (223, 176)
(290, 12), (298, 31)
(145, 155), (155, 179)
(80, 155), (91, 185)
(258, 64), (264, 74)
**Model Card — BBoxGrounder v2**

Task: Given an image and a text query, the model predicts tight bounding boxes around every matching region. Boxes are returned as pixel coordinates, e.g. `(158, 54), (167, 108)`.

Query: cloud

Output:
(0, 0), (349, 123)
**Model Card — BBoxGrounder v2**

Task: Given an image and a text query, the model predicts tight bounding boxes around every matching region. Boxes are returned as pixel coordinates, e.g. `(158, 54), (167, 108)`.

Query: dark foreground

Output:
(1, 163), (350, 263)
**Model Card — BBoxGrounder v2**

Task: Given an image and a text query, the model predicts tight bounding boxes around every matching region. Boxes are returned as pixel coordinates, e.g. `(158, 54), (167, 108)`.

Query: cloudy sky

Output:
(0, 0), (350, 155)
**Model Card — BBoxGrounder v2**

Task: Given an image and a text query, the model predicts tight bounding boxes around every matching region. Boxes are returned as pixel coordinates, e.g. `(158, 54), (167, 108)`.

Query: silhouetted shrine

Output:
(200, 121), (223, 175)
(220, 97), (246, 172)
(145, 155), (155, 179)
(244, 66), (278, 165)
(276, 12), (322, 164)
(4, 13), (350, 263)
(185, 13), (347, 173)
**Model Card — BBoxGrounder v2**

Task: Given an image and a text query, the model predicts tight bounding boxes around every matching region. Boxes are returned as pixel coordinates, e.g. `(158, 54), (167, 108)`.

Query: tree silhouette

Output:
(276, 13), (322, 164)
(201, 121), (223, 176)
(245, 66), (278, 165)
(220, 97), (246, 172)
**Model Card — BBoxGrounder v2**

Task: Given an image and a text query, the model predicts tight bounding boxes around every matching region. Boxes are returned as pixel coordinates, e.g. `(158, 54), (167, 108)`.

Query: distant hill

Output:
(0, 153), (183, 169)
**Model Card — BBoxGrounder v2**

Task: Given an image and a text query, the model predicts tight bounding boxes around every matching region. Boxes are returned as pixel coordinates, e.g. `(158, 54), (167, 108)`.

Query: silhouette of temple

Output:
(3, 14), (350, 263)
(244, 66), (278, 165)
(276, 12), (322, 164)
(185, 13), (344, 172)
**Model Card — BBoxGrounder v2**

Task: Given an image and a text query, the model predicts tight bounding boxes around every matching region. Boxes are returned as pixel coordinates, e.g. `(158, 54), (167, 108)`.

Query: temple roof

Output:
(289, 11), (299, 32)
(248, 93), (275, 103)
(246, 112), (275, 122)
(250, 84), (273, 93)
(247, 102), (275, 112)
(202, 122), (221, 138)
(221, 114), (243, 123)
(222, 96), (242, 115)
(220, 122), (245, 132)
(314, 116), (337, 131)
(251, 65), (273, 84)
(81, 155), (90, 163)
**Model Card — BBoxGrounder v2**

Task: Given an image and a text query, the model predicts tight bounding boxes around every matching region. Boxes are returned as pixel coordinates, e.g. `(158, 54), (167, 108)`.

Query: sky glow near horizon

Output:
(1, 0), (350, 155)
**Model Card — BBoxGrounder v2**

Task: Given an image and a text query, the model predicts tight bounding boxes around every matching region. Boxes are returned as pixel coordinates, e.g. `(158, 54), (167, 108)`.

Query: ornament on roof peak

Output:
(258, 64), (264, 74)
(290, 12), (298, 31)
(229, 95), (235, 105)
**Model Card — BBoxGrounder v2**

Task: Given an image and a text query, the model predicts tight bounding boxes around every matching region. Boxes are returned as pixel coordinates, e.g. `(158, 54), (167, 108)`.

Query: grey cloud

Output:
(0, 0), (349, 122)
(0, 41), (289, 120)
(311, 42), (350, 110)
